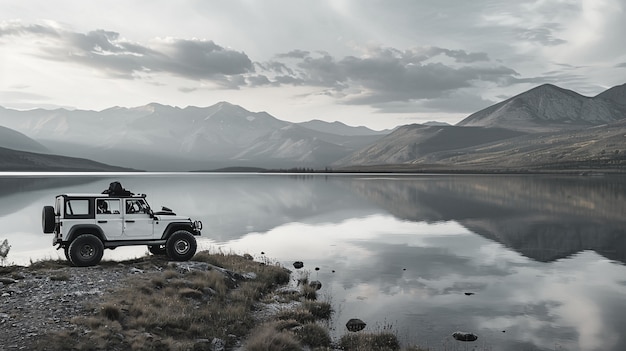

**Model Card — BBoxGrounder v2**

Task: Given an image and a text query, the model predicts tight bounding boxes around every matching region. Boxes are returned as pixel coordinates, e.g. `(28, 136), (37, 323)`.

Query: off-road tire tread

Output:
(166, 230), (197, 261)
(68, 234), (104, 267)
(42, 206), (55, 233)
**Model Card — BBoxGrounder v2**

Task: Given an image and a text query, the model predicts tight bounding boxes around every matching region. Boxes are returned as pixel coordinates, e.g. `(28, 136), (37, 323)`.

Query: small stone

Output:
(0, 277), (18, 285)
(309, 280), (322, 290)
(243, 272), (257, 280)
(452, 331), (478, 342)
(11, 273), (26, 280)
(169, 261), (210, 272)
(346, 318), (366, 332)
(243, 253), (253, 261)
(129, 268), (144, 274)
(211, 337), (226, 351)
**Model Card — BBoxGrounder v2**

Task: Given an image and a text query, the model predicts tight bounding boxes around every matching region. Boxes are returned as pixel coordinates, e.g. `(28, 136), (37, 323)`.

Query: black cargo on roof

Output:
(102, 181), (133, 197)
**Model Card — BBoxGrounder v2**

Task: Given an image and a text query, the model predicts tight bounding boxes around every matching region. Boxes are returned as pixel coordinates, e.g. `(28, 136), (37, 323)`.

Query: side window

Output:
(64, 198), (93, 219)
(126, 199), (149, 214)
(97, 199), (121, 215)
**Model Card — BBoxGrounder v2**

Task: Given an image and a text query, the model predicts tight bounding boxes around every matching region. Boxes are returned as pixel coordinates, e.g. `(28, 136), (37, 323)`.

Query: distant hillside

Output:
(297, 120), (388, 136)
(0, 146), (137, 172)
(416, 119), (626, 170)
(595, 82), (626, 108)
(457, 84), (625, 132)
(0, 125), (48, 153)
(0, 102), (387, 171)
(336, 124), (525, 166)
(336, 82), (626, 172)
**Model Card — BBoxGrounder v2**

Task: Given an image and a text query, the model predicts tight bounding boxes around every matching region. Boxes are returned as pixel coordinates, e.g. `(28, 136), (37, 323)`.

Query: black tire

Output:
(42, 206), (55, 233)
(166, 230), (197, 261)
(148, 245), (167, 255)
(64, 246), (71, 262)
(68, 234), (104, 267)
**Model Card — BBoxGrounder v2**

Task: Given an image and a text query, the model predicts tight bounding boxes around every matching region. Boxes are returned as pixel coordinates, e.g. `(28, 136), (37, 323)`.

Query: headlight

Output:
(194, 220), (203, 230)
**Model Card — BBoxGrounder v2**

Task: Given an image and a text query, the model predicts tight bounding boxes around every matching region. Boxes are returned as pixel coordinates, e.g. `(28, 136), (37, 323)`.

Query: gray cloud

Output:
(241, 46), (519, 113)
(514, 24), (567, 46)
(0, 21), (525, 114)
(276, 49), (310, 59)
(1, 22), (253, 83)
(253, 47), (515, 108)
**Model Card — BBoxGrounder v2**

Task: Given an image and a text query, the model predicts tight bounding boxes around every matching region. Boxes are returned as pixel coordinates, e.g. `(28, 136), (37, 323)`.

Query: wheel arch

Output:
(66, 225), (106, 244)
(161, 222), (194, 239)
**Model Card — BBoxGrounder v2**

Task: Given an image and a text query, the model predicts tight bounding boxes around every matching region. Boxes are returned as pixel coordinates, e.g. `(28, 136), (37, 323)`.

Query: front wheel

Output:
(166, 230), (197, 261)
(68, 234), (104, 267)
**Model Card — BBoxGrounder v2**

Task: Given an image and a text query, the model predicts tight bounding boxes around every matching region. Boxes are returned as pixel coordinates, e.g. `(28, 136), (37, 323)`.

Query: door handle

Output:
(125, 220), (135, 223)
(97, 220), (108, 223)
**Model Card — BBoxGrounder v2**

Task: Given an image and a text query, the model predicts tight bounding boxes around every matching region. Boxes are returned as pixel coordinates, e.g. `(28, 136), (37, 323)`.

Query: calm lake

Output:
(2, 172), (626, 351)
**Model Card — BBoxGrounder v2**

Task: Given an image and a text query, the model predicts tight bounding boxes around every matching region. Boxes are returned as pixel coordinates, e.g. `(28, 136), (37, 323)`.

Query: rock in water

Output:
(293, 261), (304, 269)
(346, 318), (367, 332)
(309, 280), (322, 290)
(452, 331), (478, 342)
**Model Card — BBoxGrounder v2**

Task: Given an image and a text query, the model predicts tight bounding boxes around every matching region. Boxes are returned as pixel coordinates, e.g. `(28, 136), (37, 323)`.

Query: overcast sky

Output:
(1, 0), (625, 129)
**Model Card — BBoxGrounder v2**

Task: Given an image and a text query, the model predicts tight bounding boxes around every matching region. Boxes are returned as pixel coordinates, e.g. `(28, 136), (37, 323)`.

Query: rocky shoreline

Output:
(1, 262), (132, 350)
(1, 254), (413, 351)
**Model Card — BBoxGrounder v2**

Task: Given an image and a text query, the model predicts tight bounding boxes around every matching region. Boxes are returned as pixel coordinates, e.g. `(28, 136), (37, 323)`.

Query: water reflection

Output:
(1, 173), (626, 351)
(342, 175), (626, 263)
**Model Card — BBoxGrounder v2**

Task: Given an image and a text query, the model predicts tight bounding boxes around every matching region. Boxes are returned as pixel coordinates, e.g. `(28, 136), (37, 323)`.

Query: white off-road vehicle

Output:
(41, 182), (202, 266)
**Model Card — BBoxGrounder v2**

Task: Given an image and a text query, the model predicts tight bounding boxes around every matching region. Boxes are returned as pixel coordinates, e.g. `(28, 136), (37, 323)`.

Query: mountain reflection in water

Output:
(1, 173), (626, 351)
(342, 174), (626, 263)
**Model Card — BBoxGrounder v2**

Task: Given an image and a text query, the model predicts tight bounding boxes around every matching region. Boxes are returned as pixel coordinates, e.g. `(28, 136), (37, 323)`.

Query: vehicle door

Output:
(63, 197), (95, 235)
(123, 198), (154, 239)
(95, 198), (123, 239)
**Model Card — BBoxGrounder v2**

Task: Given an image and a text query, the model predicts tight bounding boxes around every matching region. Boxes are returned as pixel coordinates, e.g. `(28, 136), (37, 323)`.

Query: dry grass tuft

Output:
(245, 322), (302, 351)
(301, 283), (318, 300)
(303, 300), (333, 320)
(340, 331), (401, 351)
(100, 303), (121, 321)
(28, 259), (69, 270)
(275, 308), (316, 324)
(178, 287), (204, 299)
(295, 323), (332, 348)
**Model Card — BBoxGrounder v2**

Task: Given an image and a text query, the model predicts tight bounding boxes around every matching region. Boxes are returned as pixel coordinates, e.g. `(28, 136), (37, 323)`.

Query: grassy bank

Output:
(13, 251), (427, 350)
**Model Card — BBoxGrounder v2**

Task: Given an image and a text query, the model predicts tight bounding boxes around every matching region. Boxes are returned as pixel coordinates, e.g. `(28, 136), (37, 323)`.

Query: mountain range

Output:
(0, 103), (386, 171)
(0, 82), (625, 172)
(337, 83), (626, 171)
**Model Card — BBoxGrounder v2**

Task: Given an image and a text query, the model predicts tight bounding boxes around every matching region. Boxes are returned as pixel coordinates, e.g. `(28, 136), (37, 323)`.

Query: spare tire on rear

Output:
(42, 206), (55, 233)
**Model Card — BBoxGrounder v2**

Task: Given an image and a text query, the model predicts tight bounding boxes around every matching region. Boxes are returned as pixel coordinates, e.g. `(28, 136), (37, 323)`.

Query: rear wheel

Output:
(166, 230), (197, 261)
(68, 234), (104, 267)
(42, 206), (55, 233)
(148, 245), (167, 255)
(64, 246), (71, 262)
